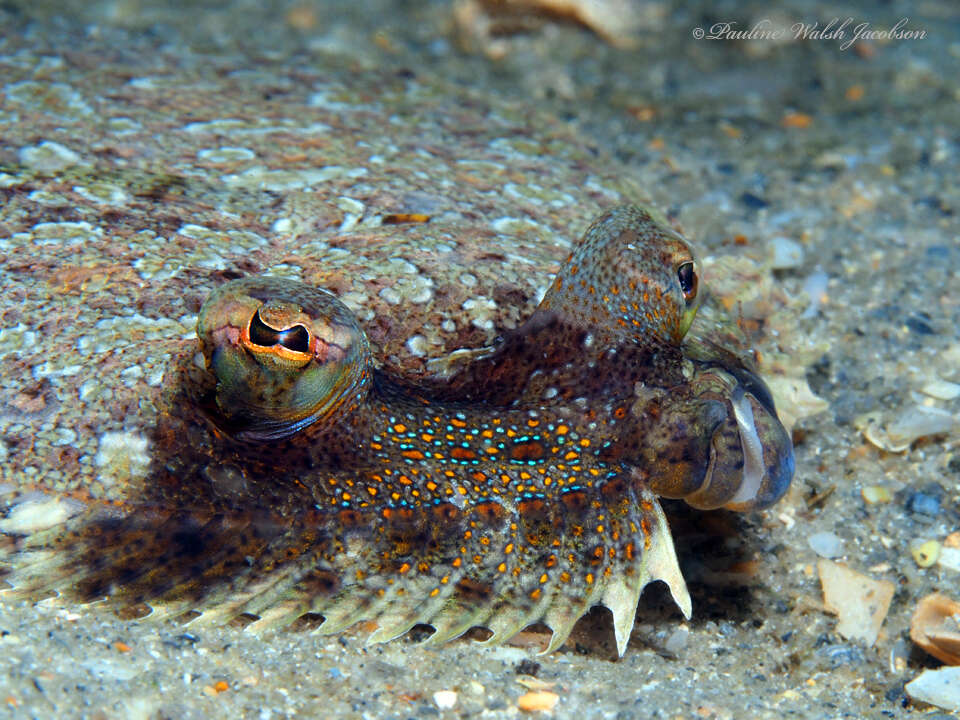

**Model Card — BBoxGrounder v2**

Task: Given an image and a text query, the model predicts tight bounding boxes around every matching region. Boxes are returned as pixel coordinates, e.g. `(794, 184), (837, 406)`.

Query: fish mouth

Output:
(660, 344), (795, 512)
(722, 382), (795, 511)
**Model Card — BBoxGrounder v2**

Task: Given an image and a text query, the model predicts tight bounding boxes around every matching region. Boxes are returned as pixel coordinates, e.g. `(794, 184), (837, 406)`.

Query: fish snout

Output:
(648, 361), (794, 512)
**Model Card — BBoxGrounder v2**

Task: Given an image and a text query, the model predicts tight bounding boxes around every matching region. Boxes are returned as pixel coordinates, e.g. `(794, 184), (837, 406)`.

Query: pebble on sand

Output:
(769, 236), (805, 269)
(818, 559), (895, 647)
(860, 486), (892, 504)
(517, 690), (559, 712)
(808, 531), (845, 558)
(911, 540), (941, 568)
(664, 625), (690, 654)
(939, 546), (960, 573)
(433, 690), (458, 710)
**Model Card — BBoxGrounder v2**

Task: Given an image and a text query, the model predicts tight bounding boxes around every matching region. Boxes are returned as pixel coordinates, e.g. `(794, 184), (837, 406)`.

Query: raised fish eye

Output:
(677, 261), (698, 304)
(248, 310), (311, 353)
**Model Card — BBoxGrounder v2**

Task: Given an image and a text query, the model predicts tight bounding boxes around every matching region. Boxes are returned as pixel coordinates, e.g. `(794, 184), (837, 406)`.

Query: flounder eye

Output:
(677, 261), (698, 304)
(248, 310), (310, 353)
(197, 277), (372, 441)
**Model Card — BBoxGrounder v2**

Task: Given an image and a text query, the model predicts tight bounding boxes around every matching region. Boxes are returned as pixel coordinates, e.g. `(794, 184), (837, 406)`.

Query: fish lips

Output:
(676, 352), (795, 512)
(720, 383), (795, 511)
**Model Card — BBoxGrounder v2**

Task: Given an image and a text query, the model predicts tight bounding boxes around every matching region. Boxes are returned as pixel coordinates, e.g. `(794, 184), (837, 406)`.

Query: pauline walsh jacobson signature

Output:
(692, 17), (926, 51)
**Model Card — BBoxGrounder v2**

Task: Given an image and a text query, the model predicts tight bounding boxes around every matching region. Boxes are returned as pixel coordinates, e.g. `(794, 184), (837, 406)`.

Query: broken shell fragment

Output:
(905, 667), (960, 712)
(818, 559), (894, 647)
(910, 592), (960, 666)
(920, 379), (960, 401)
(860, 405), (957, 452)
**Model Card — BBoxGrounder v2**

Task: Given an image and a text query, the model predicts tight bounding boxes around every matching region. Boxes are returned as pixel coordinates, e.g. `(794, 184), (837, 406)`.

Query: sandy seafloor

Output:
(0, 0), (959, 718)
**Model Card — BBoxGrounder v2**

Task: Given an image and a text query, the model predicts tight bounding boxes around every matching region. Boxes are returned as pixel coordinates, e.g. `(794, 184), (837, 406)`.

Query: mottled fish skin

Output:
(1, 205), (794, 656)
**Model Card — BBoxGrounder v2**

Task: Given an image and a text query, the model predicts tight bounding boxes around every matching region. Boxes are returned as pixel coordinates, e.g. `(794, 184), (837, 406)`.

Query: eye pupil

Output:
(678, 262), (698, 302)
(249, 311), (311, 353)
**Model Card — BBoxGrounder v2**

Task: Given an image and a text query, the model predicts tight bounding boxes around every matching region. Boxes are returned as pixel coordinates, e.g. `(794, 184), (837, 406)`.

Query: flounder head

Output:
(539, 205), (702, 347)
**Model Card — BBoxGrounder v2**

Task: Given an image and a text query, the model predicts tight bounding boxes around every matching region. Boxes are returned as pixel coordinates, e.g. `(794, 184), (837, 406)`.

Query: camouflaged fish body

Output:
(2, 205), (795, 656)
